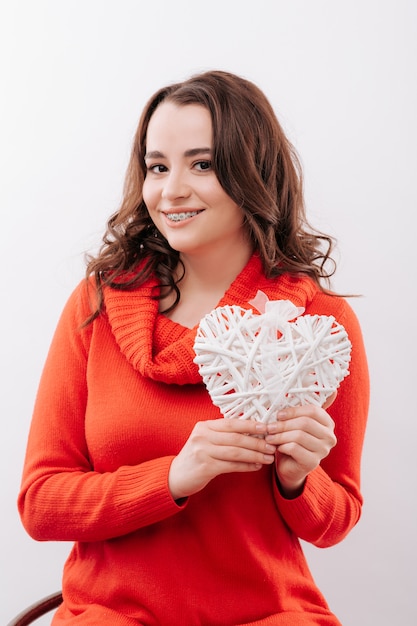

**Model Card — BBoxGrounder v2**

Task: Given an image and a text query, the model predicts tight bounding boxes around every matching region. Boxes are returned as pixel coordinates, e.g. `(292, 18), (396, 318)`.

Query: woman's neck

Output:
(161, 244), (254, 328)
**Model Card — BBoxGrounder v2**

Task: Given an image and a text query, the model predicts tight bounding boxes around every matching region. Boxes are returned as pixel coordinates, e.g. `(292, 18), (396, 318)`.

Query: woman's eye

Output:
(194, 160), (212, 171)
(147, 164), (167, 174)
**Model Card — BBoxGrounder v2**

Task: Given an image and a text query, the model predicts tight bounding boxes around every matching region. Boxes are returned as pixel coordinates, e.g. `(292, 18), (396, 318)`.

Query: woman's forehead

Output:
(146, 103), (213, 152)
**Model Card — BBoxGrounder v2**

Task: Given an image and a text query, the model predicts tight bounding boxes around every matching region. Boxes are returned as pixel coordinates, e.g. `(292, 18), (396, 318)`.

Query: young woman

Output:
(18, 70), (369, 625)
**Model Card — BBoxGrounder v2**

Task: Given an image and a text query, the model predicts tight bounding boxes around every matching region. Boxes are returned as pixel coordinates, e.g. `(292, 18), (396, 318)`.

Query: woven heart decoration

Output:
(193, 292), (352, 423)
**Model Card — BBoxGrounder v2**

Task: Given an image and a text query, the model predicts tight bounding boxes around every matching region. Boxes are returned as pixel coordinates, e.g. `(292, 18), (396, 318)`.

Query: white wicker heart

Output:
(193, 294), (352, 424)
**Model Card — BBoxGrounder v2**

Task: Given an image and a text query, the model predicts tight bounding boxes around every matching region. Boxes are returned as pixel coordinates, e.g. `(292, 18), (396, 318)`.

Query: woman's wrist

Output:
(276, 475), (306, 499)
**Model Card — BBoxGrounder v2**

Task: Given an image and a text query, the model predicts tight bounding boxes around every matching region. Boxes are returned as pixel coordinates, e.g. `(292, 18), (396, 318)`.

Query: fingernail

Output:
(277, 410), (287, 419)
(265, 444), (275, 453)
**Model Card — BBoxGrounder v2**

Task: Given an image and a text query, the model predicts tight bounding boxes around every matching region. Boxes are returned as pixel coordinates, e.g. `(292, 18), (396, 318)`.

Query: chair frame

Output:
(7, 592), (63, 626)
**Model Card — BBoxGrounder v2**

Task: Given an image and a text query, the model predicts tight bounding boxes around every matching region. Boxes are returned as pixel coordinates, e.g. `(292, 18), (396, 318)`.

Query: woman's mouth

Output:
(165, 210), (203, 222)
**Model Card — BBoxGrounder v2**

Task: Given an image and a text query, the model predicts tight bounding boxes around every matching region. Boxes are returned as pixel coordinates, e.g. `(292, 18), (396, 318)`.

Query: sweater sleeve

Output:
(272, 294), (370, 548)
(18, 281), (186, 543)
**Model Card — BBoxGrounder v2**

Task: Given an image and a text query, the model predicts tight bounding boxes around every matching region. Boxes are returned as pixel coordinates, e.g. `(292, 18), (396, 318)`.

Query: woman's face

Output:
(142, 102), (250, 260)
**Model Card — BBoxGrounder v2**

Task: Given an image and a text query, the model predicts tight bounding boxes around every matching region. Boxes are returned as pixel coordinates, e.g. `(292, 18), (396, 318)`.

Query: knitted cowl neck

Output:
(103, 254), (317, 386)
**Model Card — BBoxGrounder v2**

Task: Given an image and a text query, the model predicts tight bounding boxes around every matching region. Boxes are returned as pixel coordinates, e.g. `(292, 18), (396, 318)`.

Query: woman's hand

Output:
(265, 394), (337, 498)
(168, 419), (276, 500)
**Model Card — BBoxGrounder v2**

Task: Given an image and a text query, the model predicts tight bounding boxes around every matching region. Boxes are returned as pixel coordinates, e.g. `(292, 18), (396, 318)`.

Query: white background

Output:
(1, 1), (416, 624)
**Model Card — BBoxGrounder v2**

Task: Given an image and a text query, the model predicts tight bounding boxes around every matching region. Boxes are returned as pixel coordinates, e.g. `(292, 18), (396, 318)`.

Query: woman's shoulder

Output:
(265, 272), (362, 331)
(303, 288), (365, 350)
(55, 276), (99, 334)
(305, 288), (358, 321)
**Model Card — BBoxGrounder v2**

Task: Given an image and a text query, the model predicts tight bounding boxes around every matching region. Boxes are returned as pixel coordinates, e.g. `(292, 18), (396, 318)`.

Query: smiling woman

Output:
(17, 70), (369, 625)
(142, 104), (250, 255)
(142, 102), (252, 324)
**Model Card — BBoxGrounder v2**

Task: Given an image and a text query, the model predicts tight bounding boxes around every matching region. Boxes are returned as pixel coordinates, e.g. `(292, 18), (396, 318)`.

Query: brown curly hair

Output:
(85, 70), (336, 323)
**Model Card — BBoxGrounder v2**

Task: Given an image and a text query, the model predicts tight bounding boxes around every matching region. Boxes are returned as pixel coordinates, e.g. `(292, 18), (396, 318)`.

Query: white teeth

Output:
(166, 211), (199, 222)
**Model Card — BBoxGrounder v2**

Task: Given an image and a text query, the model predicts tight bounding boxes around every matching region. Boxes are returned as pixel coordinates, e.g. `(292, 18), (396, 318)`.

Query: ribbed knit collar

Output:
(103, 254), (318, 385)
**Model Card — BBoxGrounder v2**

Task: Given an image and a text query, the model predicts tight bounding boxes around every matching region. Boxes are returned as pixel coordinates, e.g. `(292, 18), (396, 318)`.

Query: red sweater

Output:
(18, 254), (369, 625)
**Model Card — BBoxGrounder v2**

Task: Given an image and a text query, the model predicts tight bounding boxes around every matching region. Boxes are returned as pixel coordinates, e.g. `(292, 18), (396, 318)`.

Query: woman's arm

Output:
(269, 296), (370, 547)
(18, 282), (186, 543)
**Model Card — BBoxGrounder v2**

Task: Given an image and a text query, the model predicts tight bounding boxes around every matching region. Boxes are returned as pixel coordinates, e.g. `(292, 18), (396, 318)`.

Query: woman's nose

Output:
(161, 170), (191, 200)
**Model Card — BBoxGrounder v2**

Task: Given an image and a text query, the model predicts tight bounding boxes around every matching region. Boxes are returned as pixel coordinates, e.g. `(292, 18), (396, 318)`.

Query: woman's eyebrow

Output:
(144, 147), (212, 160)
(144, 150), (164, 160)
(184, 147), (212, 157)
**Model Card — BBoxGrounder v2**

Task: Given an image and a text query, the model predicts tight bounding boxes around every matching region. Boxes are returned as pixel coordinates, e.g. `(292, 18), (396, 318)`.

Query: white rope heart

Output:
(193, 297), (351, 423)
